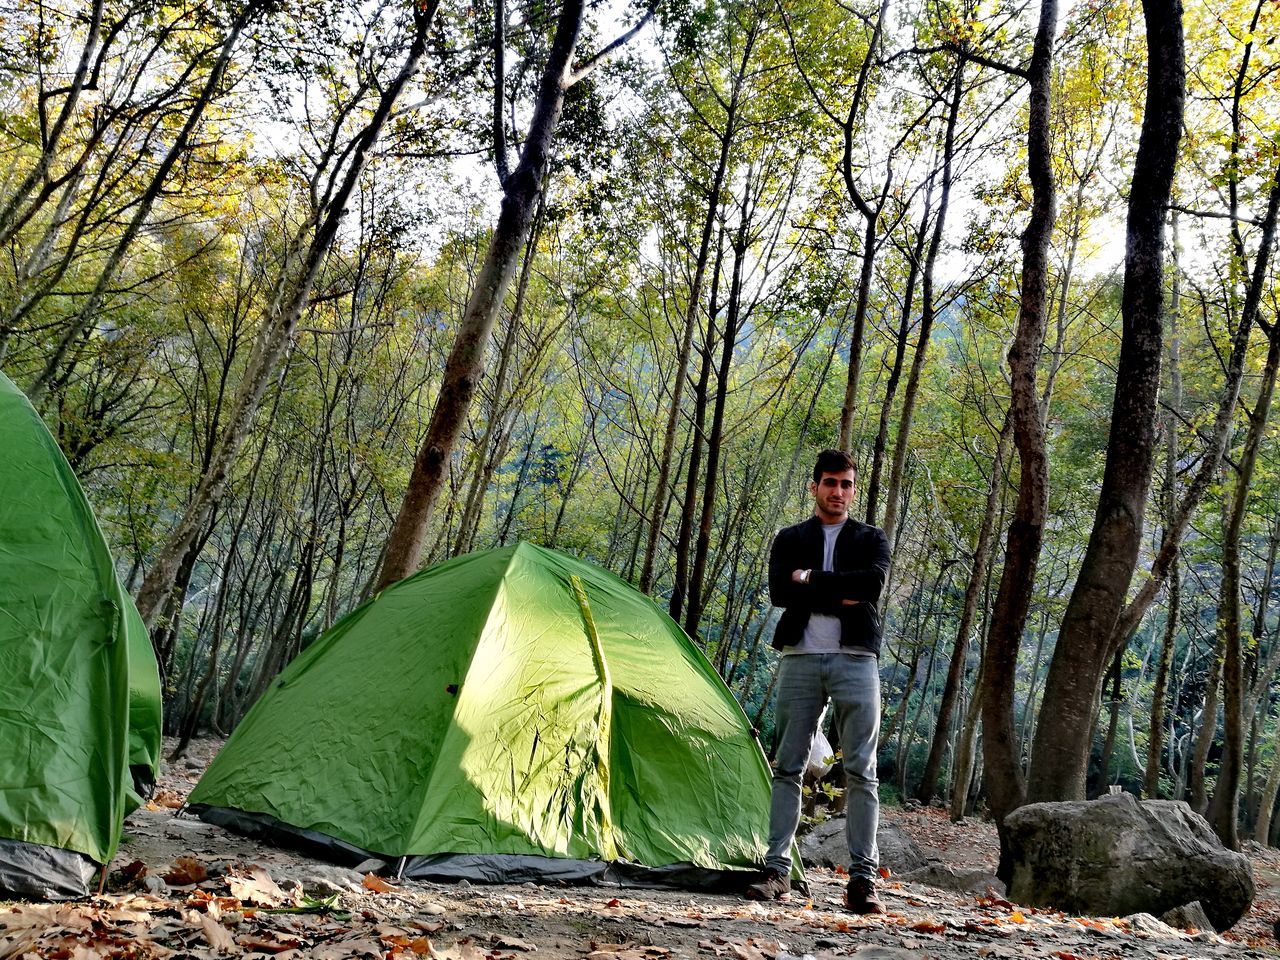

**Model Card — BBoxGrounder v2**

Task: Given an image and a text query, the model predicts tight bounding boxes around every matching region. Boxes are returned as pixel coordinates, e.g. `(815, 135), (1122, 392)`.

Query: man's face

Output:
(810, 469), (855, 522)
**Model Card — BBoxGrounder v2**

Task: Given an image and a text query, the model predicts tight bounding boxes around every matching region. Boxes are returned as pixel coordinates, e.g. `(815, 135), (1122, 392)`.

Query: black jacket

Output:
(768, 515), (891, 656)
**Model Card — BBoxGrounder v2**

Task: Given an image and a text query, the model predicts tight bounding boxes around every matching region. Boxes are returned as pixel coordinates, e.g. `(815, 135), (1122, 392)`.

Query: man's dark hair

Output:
(812, 449), (856, 483)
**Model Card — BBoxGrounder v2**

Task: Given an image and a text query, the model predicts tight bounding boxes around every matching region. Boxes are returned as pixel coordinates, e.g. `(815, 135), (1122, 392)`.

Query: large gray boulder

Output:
(798, 818), (927, 874)
(1003, 793), (1254, 931)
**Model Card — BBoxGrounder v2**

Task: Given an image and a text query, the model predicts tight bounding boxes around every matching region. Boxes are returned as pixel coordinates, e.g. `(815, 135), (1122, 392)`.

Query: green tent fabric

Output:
(190, 543), (776, 888)
(124, 600), (163, 799)
(0, 372), (162, 899)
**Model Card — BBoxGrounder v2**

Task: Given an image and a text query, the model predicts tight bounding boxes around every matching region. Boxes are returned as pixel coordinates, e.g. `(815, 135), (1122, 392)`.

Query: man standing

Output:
(746, 449), (890, 913)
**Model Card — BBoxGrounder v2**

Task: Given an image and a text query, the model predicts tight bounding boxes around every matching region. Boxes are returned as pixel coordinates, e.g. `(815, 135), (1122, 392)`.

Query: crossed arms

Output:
(767, 526), (891, 616)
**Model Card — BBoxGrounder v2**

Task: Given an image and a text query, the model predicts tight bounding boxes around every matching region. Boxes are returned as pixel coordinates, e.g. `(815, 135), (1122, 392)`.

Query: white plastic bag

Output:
(806, 707), (834, 779)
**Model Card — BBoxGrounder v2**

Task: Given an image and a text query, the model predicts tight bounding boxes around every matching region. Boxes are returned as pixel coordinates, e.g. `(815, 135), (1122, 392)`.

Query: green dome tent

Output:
(0, 372), (162, 899)
(190, 543), (776, 888)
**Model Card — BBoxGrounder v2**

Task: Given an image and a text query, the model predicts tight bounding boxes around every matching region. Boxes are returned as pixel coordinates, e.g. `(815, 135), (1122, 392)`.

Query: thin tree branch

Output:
(566, 3), (657, 86)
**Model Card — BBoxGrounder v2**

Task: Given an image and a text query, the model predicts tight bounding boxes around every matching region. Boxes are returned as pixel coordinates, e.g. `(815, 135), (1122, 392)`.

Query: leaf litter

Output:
(2, 739), (1277, 960)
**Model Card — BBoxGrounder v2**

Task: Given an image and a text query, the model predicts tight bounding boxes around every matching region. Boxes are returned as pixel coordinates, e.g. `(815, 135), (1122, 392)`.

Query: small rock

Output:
(421, 902), (447, 916)
(1123, 913), (1183, 938)
(492, 935), (536, 951)
(1189, 930), (1224, 944)
(798, 818), (927, 874)
(143, 875), (168, 894)
(353, 858), (387, 874)
(1160, 900), (1214, 933)
(900, 860), (1004, 896)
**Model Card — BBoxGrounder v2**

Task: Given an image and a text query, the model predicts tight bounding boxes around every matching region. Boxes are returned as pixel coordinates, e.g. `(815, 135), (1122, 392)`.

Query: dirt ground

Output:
(3, 738), (1279, 960)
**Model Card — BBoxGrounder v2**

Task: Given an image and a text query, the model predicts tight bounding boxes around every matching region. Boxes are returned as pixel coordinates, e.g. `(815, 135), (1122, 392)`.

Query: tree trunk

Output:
(865, 199), (929, 525)
(1213, 320), (1280, 847)
(1246, 709), (1262, 836)
(917, 414), (1011, 803)
(1026, 0), (1185, 803)
(453, 199), (545, 555)
(1190, 633), (1225, 815)
(882, 58), (964, 544)
(1019, 598), (1059, 767)
(1254, 711), (1280, 844)
(637, 25), (754, 596)
(903, 589), (946, 797)
(671, 329), (717, 620)
(951, 661), (985, 821)
(834, 0), (893, 450)
(548, 417), (593, 548)
(497, 409), (546, 545)
(1096, 651), (1124, 791)
(981, 0), (1059, 852)
(888, 647), (922, 790)
(170, 569), (232, 759)
(1146, 558), (1179, 797)
(375, 0), (591, 589)
(1241, 513), (1280, 730)
(1145, 214), (1184, 798)
(685, 195), (752, 635)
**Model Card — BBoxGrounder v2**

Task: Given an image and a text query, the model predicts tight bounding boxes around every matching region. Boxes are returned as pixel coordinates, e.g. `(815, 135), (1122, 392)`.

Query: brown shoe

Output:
(846, 875), (886, 914)
(745, 869), (790, 901)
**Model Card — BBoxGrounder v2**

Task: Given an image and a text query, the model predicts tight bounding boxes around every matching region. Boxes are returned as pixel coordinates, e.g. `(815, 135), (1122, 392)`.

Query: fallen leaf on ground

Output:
(313, 937), (386, 958)
(115, 859), (148, 884)
(976, 895), (1014, 909)
(909, 920), (946, 935)
(727, 942), (766, 960)
(362, 872), (395, 894)
(199, 912), (238, 953)
(429, 941), (489, 960)
(382, 932), (434, 955)
(228, 865), (290, 906)
(240, 933), (307, 953)
(164, 856), (210, 886)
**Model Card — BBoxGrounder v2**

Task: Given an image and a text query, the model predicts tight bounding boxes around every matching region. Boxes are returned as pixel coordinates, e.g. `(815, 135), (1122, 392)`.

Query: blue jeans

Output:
(765, 653), (880, 879)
